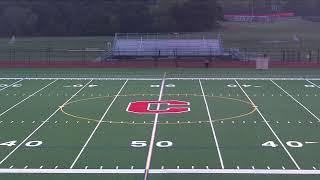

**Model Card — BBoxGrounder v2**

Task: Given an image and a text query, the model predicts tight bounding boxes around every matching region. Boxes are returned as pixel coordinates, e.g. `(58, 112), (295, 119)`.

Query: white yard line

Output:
(271, 80), (320, 122)
(2, 77), (320, 81)
(69, 80), (129, 169)
(306, 79), (320, 89)
(0, 80), (93, 165)
(0, 79), (58, 117)
(143, 72), (166, 180)
(0, 168), (320, 174)
(0, 79), (24, 92)
(199, 79), (225, 169)
(235, 80), (301, 169)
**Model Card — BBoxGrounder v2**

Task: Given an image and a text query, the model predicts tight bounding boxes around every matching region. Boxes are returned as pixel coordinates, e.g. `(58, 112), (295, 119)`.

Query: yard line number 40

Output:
(0, 140), (42, 147)
(262, 140), (304, 148)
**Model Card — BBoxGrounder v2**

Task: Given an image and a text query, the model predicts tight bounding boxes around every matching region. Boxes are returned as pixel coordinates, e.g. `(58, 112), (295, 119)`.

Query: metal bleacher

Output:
(109, 33), (224, 59)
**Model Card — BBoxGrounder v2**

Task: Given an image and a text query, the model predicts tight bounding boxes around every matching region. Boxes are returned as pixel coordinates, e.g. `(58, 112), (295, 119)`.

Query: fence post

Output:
(309, 50), (312, 63)
(9, 48), (12, 63)
(281, 49), (285, 62)
(48, 48), (51, 64)
(82, 48), (86, 64)
(297, 50), (301, 62)
(317, 48), (320, 64)
(13, 48), (16, 64)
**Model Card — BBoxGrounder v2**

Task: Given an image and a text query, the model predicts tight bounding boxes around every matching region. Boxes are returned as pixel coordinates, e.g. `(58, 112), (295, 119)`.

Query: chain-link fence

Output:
(0, 47), (319, 64)
(0, 48), (104, 64)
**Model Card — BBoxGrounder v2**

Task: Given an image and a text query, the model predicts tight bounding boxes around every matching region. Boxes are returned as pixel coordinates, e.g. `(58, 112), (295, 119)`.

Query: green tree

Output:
(172, 0), (221, 31)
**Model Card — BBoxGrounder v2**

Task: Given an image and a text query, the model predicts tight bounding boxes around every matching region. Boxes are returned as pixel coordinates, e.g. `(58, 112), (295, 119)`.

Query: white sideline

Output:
(1, 77), (320, 81)
(69, 80), (129, 168)
(234, 80), (301, 170)
(0, 168), (320, 174)
(0, 79), (24, 92)
(0, 79), (58, 117)
(143, 73), (166, 180)
(271, 80), (320, 122)
(0, 80), (93, 165)
(199, 79), (224, 169)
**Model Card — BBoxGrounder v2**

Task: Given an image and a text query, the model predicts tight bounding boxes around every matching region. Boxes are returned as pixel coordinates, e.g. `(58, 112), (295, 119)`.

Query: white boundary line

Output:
(271, 80), (320, 122)
(199, 79), (225, 169)
(306, 79), (320, 89)
(234, 80), (301, 169)
(143, 72), (166, 180)
(0, 79), (58, 117)
(0, 79), (93, 165)
(0, 79), (24, 92)
(1, 77), (320, 81)
(0, 168), (320, 174)
(69, 79), (129, 168)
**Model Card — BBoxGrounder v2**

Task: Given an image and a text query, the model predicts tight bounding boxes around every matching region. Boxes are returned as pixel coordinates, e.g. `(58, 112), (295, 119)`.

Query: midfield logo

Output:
(127, 100), (190, 114)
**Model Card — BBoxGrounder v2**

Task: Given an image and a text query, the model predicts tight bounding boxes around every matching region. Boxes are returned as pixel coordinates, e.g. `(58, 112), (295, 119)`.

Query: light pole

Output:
(251, 0), (254, 23)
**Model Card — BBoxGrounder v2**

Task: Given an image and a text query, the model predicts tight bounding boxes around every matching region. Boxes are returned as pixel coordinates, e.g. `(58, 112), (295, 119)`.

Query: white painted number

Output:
(131, 141), (173, 148)
(305, 85), (315, 88)
(0, 84), (22, 88)
(156, 141), (173, 148)
(150, 84), (175, 88)
(131, 141), (147, 148)
(0, 141), (17, 147)
(286, 141), (303, 148)
(227, 84), (237, 88)
(73, 84), (83, 87)
(0, 140), (42, 147)
(165, 84), (175, 88)
(262, 141), (304, 148)
(25, 141), (43, 147)
(227, 84), (261, 88)
(64, 84), (98, 88)
(262, 141), (278, 148)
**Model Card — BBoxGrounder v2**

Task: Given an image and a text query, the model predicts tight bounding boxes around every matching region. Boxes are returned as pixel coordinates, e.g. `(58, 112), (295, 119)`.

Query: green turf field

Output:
(0, 69), (320, 180)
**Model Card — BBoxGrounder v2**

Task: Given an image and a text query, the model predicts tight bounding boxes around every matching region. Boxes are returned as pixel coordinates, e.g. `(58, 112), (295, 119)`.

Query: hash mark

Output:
(267, 166), (271, 170)
(40, 166), (43, 169)
(24, 166), (28, 169)
(161, 166), (164, 169)
(100, 166), (103, 169)
(282, 166), (286, 170)
(54, 166), (58, 169)
(9, 166), (13, 169)
(313, 166), (317, 170)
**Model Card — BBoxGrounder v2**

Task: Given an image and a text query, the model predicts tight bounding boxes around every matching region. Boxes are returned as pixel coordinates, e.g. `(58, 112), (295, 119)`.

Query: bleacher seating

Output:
(112, 38), (223, 57)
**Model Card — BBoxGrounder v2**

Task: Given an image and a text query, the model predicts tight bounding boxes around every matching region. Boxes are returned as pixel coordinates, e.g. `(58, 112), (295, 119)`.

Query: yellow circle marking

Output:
(60, 94), (257, 125)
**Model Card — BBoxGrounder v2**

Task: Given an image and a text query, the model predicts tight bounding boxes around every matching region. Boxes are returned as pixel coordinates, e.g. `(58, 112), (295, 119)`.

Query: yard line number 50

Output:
(131, 141), (173, 148)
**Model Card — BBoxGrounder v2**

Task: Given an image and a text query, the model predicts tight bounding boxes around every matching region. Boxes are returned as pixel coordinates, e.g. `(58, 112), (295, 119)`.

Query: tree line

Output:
(0, 0), (223, 37)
